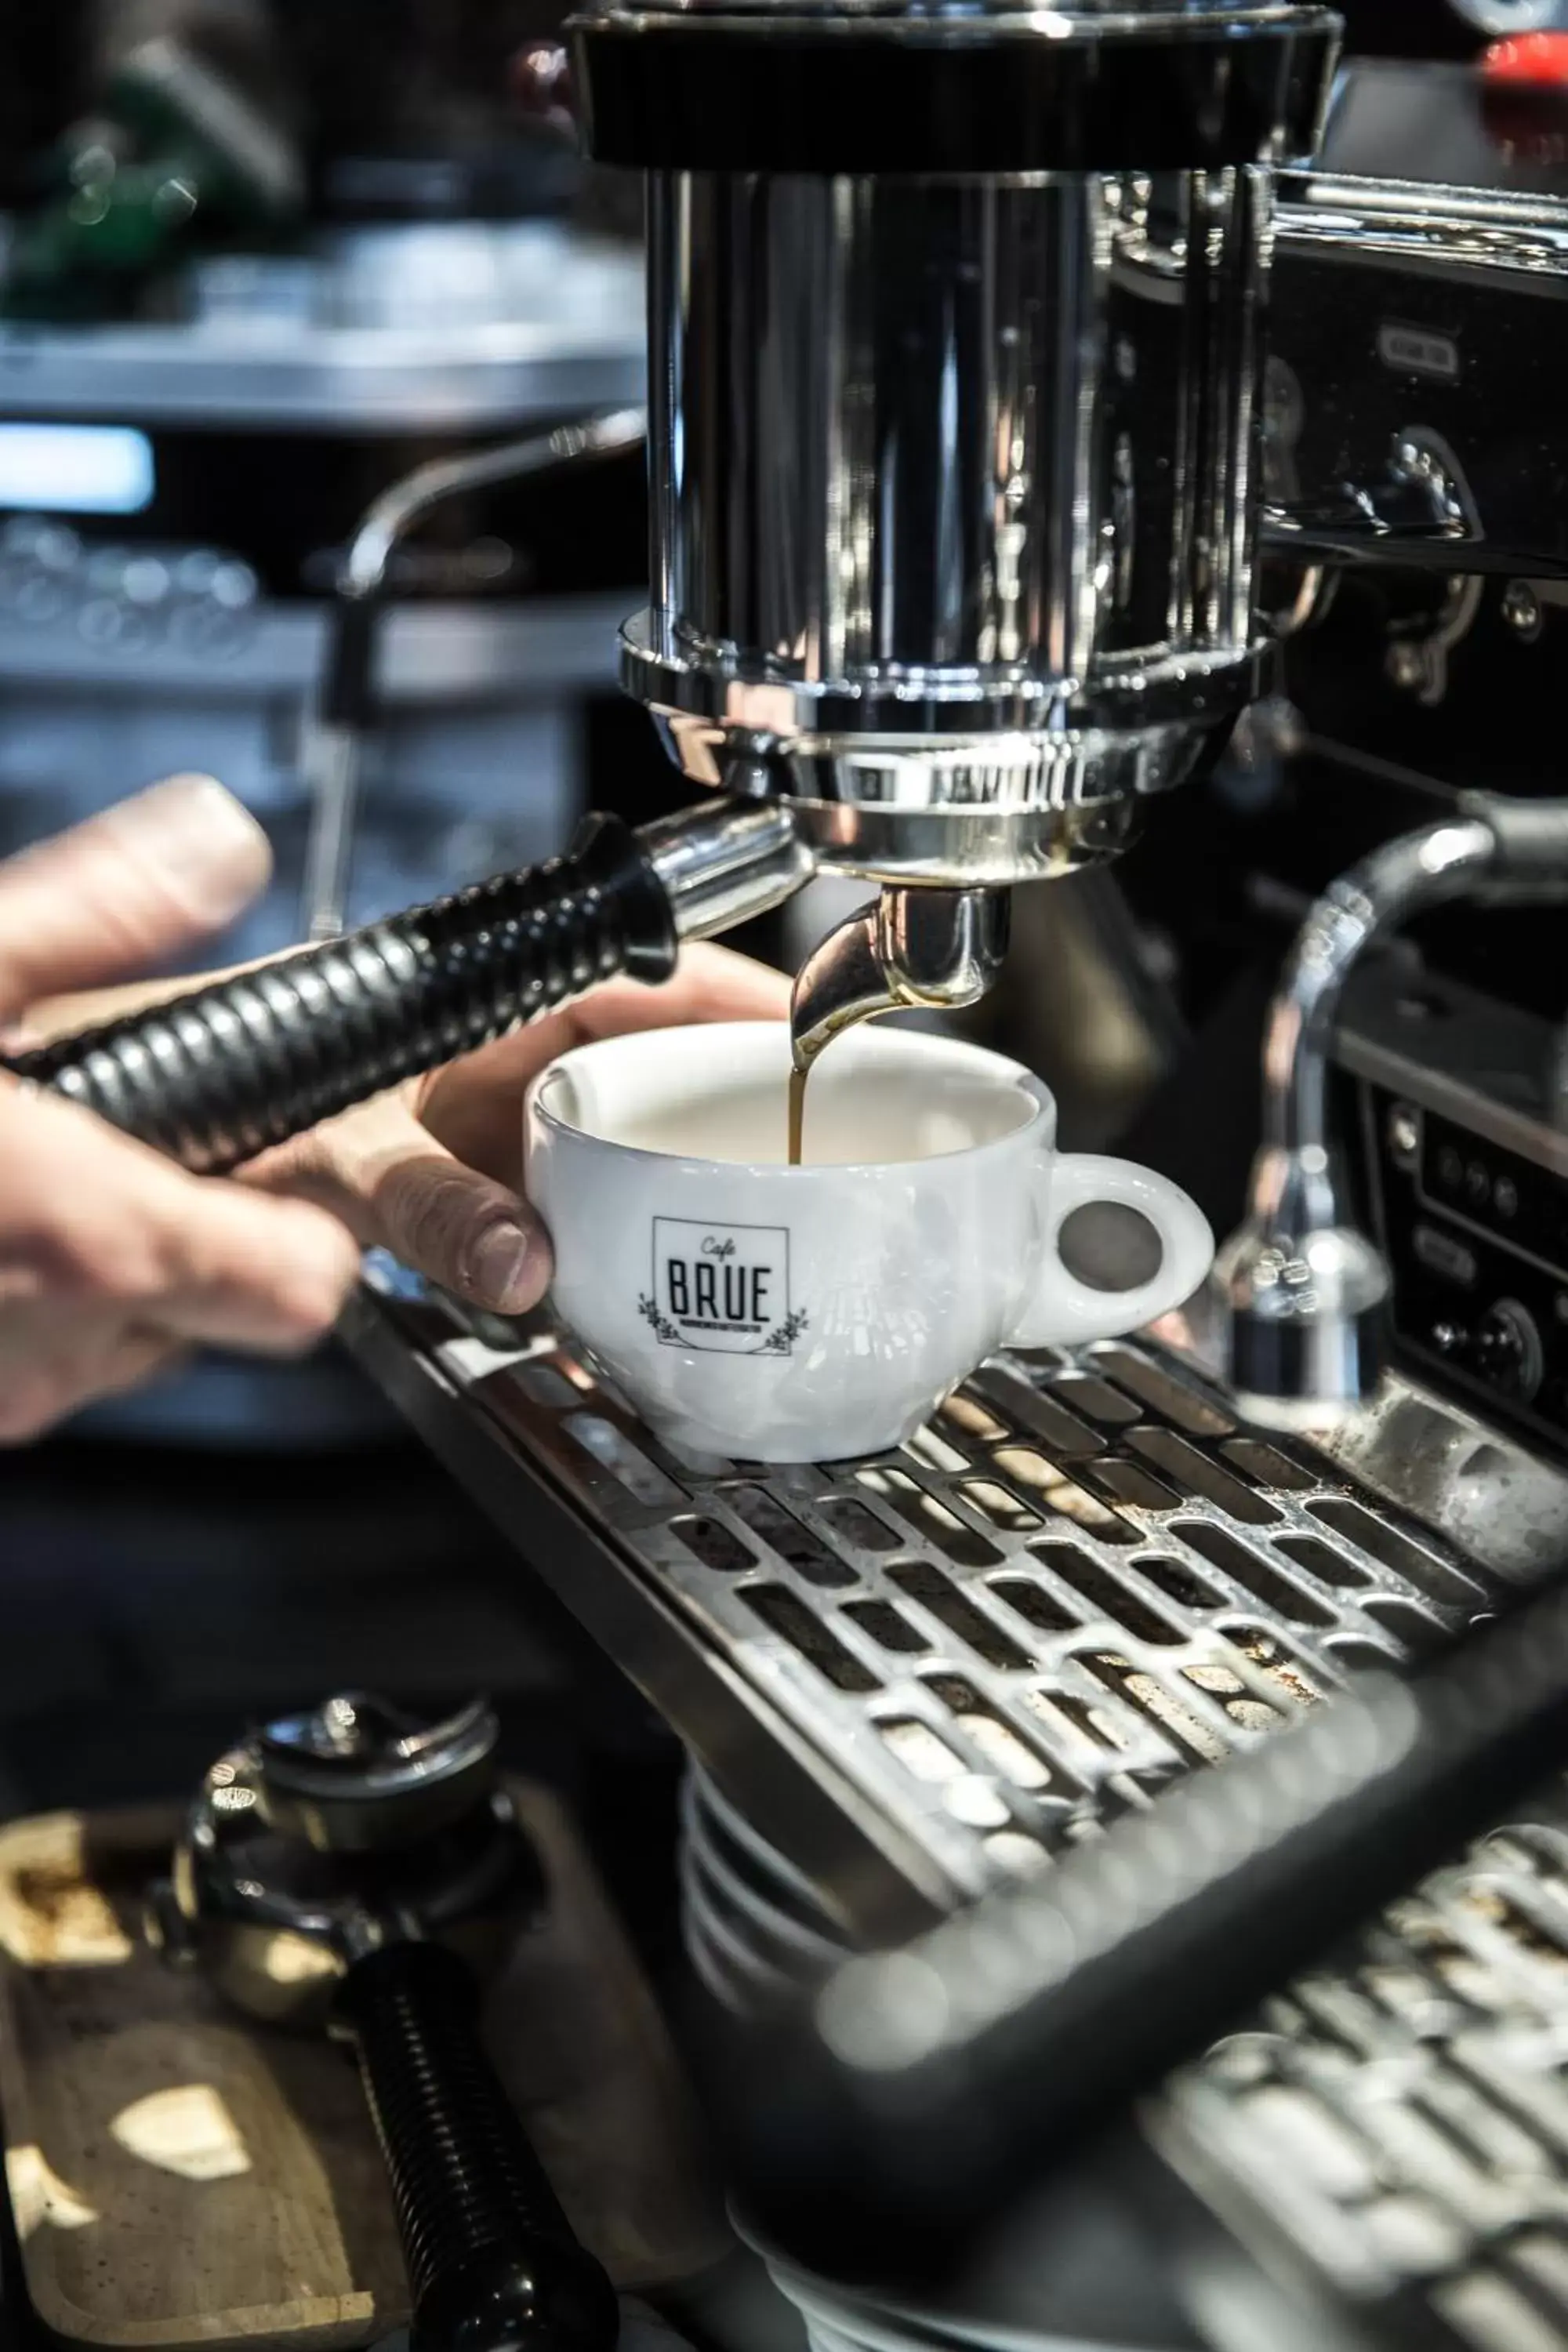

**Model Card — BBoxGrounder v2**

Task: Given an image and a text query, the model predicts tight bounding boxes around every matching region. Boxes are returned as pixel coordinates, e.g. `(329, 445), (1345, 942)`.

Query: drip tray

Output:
(343, 1263), (1491, 1936)
(342, 1265), (1568, 2352)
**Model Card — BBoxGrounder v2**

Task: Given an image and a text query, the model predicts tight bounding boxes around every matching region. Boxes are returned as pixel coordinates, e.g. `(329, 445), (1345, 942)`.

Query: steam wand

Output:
(1214, 794), (1568, 1431)
(303, 408), (647, 945)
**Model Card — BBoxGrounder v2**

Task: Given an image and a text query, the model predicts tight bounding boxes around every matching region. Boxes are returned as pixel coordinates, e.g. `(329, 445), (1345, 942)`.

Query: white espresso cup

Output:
(525, 1022), (1213, 1464)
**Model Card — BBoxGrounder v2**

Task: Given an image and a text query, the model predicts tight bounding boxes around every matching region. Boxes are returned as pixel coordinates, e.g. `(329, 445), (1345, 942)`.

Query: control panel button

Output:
(1414, 1224), (1479, 1287)
(1483, 33), (1568, 83)
(1424, 1298), (1544, 1402)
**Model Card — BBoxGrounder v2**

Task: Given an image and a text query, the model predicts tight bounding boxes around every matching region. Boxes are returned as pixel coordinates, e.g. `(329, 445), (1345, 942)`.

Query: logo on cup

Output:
(640, 1218), (807, 1356)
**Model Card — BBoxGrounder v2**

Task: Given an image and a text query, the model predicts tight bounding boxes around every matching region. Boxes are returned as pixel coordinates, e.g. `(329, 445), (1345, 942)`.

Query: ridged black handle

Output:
(2, 815), (675, 1174)
(336, 1940), (620, 2352)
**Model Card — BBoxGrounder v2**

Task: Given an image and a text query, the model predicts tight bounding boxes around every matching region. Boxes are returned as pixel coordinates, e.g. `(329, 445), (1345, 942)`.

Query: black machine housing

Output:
(1129, 48), (1568, 1464)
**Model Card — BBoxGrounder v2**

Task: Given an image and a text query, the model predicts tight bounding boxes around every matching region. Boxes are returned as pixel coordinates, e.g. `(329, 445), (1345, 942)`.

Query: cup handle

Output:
(1008, 1153), (1214, 1349)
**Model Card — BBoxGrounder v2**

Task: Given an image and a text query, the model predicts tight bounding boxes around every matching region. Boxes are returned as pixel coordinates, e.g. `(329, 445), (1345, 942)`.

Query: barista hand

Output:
(0, 780), (363, 1442)
(243, 940), (790, 1315)
(17, 781), (791, 1340)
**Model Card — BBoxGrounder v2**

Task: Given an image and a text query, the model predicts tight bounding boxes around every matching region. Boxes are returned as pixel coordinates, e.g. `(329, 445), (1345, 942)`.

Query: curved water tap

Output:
(789, 887), (1011, 1072)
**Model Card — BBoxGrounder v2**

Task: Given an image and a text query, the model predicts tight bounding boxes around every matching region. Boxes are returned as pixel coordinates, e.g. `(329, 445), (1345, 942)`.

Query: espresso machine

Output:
(20, 5), (1568, 2349)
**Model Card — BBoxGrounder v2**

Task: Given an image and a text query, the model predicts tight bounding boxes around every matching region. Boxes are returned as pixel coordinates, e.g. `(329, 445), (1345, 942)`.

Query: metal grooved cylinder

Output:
(625, 165), (1272, 874)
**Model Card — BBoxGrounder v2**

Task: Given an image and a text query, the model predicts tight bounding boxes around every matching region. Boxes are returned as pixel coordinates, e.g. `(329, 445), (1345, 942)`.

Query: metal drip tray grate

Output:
(344, 1269), (1568, 2350)
(346, 1265), (1490, 1925)
(1161, 1808), (1568, 2352)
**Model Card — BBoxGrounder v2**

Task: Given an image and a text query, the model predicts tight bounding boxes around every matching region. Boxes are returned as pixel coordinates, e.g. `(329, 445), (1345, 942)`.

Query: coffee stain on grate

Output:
(724, 1487), (857, 1588)
(739, 1586), (880, 1693)
(1078, 1651), (1232, 1765)
(445, 1319), (1496, 1923)
(1223, 1627), (1328, 1713)
(1307, 1497), (1482, 1613)
(670, 1515), (756, 1575)
(1026, 1543), (1184, 1647)
(854, 1467), (1002, 1567)
(1123, 1428), (1284, 1526)
(1174, 1521), (1335, 1628)
(886, 1562), (1032, 1671)
(841, 1599), (931, 1656)
(1087, 1346), (1233, 1437)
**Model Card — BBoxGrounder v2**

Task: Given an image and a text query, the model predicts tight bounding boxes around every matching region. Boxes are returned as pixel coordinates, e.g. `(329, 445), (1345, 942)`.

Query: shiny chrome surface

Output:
(628, 165), (1272, 882)
(1277, 172), (1568, 279)
(255, 1692), (499, 1852)
(785, 794), (1145, 886)
(1265, 426), (1478, 567)
(1218, 800), (1568, 1429)
(641, 797), (816, 939)
(789, 887), (1011, 1071)
(339, 410), (646, 603)
(305, 409), (646, 939)
(339, 1276), (1568, 2351)
(147, 1690), (532, 2026)
(1216, 819), (1498, 1430)
(343, 1272), (1492, 1940)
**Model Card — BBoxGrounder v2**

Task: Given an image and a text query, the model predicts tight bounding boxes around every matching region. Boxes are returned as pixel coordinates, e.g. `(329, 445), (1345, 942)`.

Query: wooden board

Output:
(0, 1786), (725, 2351)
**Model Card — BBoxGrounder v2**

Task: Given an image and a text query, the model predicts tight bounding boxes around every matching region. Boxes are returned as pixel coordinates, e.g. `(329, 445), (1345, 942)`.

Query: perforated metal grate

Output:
(1160, 1811), (1568, 2352)
(358, 1266), (1489, 1911)
(351, 1270), (1568, 2352)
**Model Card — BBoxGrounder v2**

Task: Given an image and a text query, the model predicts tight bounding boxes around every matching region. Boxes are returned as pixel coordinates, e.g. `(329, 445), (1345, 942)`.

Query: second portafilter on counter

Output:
(147, 1693), (619, 2352)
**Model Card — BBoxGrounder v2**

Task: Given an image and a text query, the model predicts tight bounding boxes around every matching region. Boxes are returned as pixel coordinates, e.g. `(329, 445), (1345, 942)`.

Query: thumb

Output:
(0, 776), (271, 1020)
(246, 1094), (553, 1317)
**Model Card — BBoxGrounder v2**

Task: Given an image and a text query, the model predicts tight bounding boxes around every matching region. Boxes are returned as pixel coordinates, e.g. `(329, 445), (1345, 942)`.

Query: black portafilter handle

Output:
(335, 1939), (619, 2352)
(0, 814), (677, 1175)
(720, 1561), (1568, 2296)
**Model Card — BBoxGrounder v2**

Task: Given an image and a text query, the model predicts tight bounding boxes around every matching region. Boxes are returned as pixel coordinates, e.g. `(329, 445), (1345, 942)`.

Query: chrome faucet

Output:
(1215, 797), (1568, 1431)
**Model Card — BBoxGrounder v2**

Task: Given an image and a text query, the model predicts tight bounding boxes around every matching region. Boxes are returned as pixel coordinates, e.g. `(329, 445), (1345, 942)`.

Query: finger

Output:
(245, 1092), (550, 1316)
(0, 776), (271, 1019)
(0, 1319), (190, 1446)
(0, 1077), (361, 1354)
(417, 942), (791, 1182)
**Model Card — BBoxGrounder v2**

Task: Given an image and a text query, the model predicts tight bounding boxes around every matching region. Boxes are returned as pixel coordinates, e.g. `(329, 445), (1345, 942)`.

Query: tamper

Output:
(147, 1693), (620, 2352)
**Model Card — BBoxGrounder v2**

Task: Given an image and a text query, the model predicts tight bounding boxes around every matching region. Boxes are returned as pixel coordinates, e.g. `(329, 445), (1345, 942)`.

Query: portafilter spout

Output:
(790, 887), (1011, 1074)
